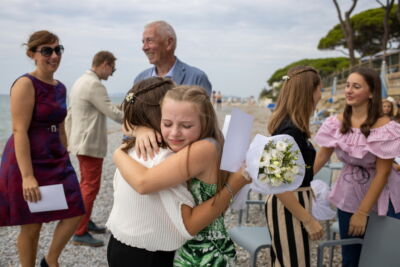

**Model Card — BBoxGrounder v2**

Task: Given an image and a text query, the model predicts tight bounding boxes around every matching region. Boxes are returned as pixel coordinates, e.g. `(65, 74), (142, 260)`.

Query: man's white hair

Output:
(145, 20), (177, 51)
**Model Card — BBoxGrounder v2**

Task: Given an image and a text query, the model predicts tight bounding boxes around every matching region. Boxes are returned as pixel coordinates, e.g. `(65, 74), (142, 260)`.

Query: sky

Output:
(0, 0), (379, 98)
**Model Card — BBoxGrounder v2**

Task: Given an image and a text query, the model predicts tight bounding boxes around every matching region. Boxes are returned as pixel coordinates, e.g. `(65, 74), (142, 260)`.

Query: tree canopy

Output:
(267, 57), (350, 86)
(318, 5), (400, 57)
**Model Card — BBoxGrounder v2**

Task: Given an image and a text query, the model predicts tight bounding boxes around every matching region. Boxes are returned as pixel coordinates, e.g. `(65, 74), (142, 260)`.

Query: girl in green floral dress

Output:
(174, 178), (236, 266)
(113, 85), (247, 267)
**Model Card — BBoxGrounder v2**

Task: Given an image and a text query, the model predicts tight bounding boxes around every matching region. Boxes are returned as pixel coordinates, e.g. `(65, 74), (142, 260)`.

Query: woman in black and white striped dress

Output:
(265, 66), (324, 267)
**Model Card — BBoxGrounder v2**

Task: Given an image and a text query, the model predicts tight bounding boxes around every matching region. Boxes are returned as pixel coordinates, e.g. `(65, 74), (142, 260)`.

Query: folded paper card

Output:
(220, 108), (254, 172)
(27, 184), (68, 213)
(221, 115), (231, 138)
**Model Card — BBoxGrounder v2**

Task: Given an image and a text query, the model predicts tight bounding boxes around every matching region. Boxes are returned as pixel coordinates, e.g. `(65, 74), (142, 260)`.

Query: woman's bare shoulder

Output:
(11, 76), (34, 95)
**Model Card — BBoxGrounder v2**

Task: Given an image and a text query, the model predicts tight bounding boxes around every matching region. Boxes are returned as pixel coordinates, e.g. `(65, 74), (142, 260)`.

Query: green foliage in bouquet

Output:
(258, 139), (301, 187)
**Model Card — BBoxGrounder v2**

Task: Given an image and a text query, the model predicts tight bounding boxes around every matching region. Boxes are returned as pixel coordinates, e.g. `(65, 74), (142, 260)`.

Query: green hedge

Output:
(267, 57), (350, 86)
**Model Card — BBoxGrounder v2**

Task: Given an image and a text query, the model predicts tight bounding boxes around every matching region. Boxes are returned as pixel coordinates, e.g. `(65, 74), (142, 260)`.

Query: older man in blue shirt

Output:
(134, 20), (212, 95)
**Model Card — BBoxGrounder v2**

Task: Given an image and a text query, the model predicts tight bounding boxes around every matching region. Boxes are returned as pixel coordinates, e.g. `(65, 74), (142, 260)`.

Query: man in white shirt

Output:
(66, 51), (123, 247)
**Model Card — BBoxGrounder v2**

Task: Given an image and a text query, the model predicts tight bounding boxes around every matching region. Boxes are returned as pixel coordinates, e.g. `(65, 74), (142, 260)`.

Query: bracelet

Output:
(356, 210), (369, 216)
(224, 182), (234, 203)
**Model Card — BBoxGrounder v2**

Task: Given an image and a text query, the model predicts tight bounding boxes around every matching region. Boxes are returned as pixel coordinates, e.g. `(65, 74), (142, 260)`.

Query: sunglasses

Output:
(34, 45), (64, 57)
(109, 63), (116, 74)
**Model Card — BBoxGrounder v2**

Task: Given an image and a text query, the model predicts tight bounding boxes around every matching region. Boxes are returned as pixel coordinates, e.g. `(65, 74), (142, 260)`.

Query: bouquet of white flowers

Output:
(246, 134), (305, 195)
(230, 134), (306, 210)
(258, 139), (301, 187)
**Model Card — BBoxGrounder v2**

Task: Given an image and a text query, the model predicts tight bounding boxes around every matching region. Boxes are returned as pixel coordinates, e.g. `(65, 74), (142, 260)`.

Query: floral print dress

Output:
(174, 178), (236, 267)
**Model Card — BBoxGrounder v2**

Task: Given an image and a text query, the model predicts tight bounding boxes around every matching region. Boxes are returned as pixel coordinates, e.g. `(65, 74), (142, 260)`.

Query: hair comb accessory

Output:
(139, 79), (172, 96)
(282, 75), (290, 81)
(125, 92), (136, 104)
(127, 79), (173, 106)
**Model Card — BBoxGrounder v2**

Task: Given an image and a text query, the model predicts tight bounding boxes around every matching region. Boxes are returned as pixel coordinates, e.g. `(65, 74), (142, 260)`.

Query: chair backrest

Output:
(314, 166), (333, 186)
(236, 200), (265, 225)
(359, 213), (400, 267)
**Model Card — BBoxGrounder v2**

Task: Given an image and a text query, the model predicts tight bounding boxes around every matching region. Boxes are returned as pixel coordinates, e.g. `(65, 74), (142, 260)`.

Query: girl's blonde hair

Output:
(161, 85), (228, 192)
(268, 66), (321, 137)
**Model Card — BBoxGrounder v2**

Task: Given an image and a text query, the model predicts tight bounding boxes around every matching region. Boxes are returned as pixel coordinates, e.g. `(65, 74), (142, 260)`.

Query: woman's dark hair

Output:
(122, 77), (175, 152)
(341, 67), (382, 137)
(394, 108), (400, 123)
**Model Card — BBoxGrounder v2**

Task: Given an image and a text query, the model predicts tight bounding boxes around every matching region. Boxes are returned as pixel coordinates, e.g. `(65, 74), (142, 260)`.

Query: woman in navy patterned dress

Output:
(0, 30), (84, 267)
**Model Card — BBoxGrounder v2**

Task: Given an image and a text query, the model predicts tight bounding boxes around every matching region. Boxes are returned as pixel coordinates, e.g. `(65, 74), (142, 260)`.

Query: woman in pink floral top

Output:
(314, 67), (400, 267)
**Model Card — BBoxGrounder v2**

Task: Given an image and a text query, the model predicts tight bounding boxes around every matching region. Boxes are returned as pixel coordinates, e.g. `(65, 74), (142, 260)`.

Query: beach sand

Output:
(0, 104), (341, 266)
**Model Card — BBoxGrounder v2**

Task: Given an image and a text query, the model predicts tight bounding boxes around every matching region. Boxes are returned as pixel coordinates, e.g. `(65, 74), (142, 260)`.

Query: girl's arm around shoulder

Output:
(180, 168), (250, 235)
(113, 139), (219, 194)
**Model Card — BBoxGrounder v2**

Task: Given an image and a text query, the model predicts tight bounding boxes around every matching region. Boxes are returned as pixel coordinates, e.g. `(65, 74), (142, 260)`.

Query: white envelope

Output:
(221, 115), (231, 138)
(220, 108), (254, 172)
(27, 184), (68, 213)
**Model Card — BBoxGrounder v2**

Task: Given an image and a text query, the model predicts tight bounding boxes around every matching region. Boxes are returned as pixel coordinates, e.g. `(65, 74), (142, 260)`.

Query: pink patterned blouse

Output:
(315, 116), (400, 216)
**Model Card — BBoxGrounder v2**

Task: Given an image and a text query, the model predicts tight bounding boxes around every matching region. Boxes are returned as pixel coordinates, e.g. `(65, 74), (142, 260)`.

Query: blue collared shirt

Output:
(151, 60), (176, 78)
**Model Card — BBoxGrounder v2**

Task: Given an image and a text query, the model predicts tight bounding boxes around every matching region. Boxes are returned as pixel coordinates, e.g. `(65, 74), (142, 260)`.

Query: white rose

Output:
(269, 165), (281, 176)
(291, 165), (299, 174)
(267, 164), (277, 174)
(284, 172), (294, 183)
(260, 154), (271, 166)
(270, 149), (278, 157)
(270, 178), (282, 187)
(262, 151), (271, 160)
(276, 141), (288, 151)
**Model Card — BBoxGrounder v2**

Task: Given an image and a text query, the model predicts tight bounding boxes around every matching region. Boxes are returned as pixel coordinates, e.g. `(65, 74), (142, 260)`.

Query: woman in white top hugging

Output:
(107, 78), (248, 267)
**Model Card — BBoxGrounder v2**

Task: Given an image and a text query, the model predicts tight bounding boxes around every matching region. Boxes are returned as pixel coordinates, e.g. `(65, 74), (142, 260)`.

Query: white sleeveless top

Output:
(106, 148), (195, 251)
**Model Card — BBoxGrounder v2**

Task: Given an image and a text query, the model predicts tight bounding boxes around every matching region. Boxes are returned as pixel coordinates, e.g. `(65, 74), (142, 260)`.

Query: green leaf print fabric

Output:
(174, 178), (236, 267)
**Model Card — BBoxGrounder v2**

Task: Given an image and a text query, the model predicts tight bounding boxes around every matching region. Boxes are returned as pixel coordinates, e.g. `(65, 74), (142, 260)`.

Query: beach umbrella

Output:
(328, 76), (337, 103)
(380, 60), (389, 98)
(331, 76), (337, 97)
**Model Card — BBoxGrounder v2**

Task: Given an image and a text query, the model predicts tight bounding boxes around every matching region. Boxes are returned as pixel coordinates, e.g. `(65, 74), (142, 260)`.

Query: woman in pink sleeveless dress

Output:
(314, 67), (400, 267)
(0, 30), (84, 267)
